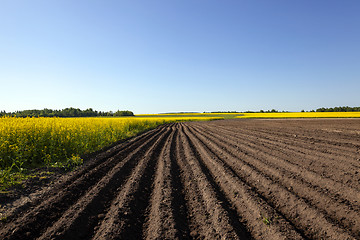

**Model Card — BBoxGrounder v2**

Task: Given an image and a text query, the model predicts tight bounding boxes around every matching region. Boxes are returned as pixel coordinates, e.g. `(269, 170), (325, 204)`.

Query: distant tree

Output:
(2, 108), (135, 118)
(114, 110), (134, 116)
(316, 106), (360, 112)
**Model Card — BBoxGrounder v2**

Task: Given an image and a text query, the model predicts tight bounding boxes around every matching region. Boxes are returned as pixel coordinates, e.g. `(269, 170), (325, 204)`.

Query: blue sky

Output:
(1, 0), (359, 113)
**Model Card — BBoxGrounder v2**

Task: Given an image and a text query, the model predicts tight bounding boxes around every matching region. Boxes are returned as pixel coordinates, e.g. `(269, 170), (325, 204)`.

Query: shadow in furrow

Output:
(118, 128), (173, 239)
(182, 127), (253, 240)
(169, 127), (192, 239)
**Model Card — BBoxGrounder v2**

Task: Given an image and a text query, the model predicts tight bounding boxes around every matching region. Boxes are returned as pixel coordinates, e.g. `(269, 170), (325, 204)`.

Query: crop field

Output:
(138, 111), (360, 119)
(1, 118), (359, 239)
(237, 112), (360, 118)
(0, 116), (221, 189)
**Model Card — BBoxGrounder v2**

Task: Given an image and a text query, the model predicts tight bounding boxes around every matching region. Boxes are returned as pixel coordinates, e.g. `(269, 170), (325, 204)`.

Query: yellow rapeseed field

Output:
(0, 116), (221, 169)
(0, 116), (220, 189)
(236, 112), (360, 118)
(2, 112), (358, 189)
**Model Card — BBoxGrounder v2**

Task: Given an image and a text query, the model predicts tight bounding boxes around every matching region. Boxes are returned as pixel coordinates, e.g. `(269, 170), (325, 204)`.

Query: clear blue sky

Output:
(1, 0), (359, 113)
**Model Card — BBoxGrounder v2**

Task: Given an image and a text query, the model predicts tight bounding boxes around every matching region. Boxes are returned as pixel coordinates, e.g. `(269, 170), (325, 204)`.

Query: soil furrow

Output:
(214, 119), (360, 148)
(203, 123), (360, 185)
(191, 124), (360, 236)
(194, 123), (360, 204)
(168, 127), (192, 239)
(182, 125), (305, 239)
(92, 125), (173, 239)
(207, 121), (360, 168)
(0, 126), (167, 240)
(0, 126), (161, 221)
(225, 123), (360, 149)
(198, 123), (360, 210)
(194, 123), (360, 206)
(187, 124), (359, 238)
(244, 122), (360, 149)
(37, 126), (172, 240)
(175, 124), (242, 239)
(214, 124), (360, 174)
(143, 127), (178, 240)
(255, 127), (359, 154)
(179, 125), (252, 239)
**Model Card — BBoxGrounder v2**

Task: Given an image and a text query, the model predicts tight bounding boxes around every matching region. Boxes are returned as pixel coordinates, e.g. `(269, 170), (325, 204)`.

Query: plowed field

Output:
(1, 119), (360, 239)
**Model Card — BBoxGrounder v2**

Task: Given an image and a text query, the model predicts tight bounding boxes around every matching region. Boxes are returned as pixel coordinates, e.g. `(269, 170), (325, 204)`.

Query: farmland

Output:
(1, 118), (359, 239)
(237, 111), (360, 118)
(0, 116), (221, 189)
(137, 111), (360, 119)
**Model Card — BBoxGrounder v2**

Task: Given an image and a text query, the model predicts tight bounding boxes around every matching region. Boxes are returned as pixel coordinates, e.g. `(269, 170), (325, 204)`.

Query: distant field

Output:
(136, 113), (243, 119)
(236, 112), (360, 118)
(137, 112), (360, 119)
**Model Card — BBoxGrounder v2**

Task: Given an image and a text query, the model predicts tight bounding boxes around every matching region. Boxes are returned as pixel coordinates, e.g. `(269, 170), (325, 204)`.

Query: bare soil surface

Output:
(1, 119), (359, 239)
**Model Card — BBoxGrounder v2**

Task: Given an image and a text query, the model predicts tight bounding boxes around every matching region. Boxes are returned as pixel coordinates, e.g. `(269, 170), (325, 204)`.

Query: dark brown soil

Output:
(1, 119), (359, 239)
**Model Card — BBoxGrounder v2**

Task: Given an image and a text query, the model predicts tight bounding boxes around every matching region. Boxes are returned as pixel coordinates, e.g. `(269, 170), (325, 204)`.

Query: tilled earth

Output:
(1, 119), (360, 239)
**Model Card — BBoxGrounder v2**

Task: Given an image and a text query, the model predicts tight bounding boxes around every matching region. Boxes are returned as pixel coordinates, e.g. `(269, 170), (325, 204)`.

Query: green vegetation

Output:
(0, 117), (167, 190)
(2, 106), (358, 118)
(0, 215), (7, 223)
(0, 108), (134, 118)
(0, 116), (219, 190)
(137, 113), (244, 119)
(260, 213), (272, 226)
(316, 106), (360, 112)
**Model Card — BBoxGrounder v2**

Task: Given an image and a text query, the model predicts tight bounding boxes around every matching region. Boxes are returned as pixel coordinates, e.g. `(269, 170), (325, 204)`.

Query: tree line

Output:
(0, 108), (134, 117)
(249, 106), (360, 113)
(315, 106), (360, 112)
